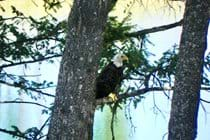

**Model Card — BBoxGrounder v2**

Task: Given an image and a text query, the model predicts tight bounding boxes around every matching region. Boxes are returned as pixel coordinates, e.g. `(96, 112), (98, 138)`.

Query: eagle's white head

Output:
(111, 53), (128, 68)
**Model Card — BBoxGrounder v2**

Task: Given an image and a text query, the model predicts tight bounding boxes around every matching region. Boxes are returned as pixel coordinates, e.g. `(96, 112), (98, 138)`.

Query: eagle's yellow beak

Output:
(121, 55), (129, 62)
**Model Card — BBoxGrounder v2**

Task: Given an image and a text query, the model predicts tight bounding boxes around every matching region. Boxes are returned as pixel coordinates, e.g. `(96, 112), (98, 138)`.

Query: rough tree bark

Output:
(168, 0), (209, 140)
(47, 0), (114, 139)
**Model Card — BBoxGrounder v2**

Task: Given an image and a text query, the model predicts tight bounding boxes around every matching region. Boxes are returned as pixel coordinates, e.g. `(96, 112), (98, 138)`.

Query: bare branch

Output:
(96, 85), (210, 105)
(35, 117), (51, 139)
(7, 34), (64, 46)
(0, 80), (55, 97)
(152, 73), (171, 99)
(0, 16), (28, 21)
(110, 102), (119, 140)
(119, 86), (209, 100)
(200, 101), (208, 124)
(201, 87), (210, 91)
(0, 54), (62, 69)
(0, 100), (50, 109)
(0, 128), (27, 139)
(200, 98), (210, 104)
(125, 19), (183, 38)
(169, 0), (185, 1)
(110, 108), (115, 140)
(152, 92), (167, 120)
(95, 87), (168, 105)
(125, 99), (136, 135)
(119, 87), (166, 100)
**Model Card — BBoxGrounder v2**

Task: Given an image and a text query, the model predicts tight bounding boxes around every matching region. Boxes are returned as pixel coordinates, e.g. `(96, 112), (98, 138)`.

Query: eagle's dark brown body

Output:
(95, 62), (124, 99)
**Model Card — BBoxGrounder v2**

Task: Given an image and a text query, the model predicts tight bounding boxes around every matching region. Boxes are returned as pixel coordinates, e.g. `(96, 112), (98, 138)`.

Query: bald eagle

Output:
(95, 54), (128, 101)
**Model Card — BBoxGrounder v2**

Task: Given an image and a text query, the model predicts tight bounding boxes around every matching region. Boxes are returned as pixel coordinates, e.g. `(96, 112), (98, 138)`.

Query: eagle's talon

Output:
(108, 93), (118, 102)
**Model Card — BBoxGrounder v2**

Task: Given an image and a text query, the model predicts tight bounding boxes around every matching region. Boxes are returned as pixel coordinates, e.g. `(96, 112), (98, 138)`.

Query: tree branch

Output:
(35, 117), (51, 139)
(201, 87), (210, 91)
(0, 80), (55, 97)
(119, 86), (209, 101)
(0, 16), (28, 21)
(0, 128), (27, 139)
(118, 87), (166, 100)
(110, 102), (119, 140)
(125, 19), (183, 38)
(0, 54), (62, 69)
(95, 87), (166, 105)
(96, 85), (210, 105)
(7, 34), (64, 46)
(0, 100), (50, 109)
(200, 98), (210, 104)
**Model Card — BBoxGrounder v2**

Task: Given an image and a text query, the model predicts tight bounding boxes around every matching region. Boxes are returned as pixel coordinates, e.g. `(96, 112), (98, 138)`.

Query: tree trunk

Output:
(47, 0), (114, 139)
(168, 0), (209, 140)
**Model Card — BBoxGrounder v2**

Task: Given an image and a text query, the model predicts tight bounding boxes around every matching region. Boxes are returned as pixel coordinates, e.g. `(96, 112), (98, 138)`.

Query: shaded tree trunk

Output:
(47, 0), (114, 139)
(168, 0), (209, 140)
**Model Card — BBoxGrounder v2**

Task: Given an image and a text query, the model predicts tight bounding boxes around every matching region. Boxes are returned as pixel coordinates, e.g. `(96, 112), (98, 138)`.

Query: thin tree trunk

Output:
(168, 0), (209, 140)
(47, 0), (114, 139)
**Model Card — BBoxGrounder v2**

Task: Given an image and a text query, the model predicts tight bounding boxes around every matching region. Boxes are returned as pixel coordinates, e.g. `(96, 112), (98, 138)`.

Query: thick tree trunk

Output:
(47, 0), (114, 139)
(168, 0), (209, 140)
